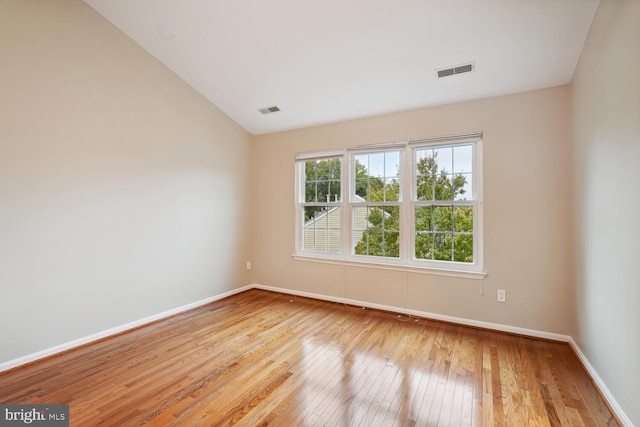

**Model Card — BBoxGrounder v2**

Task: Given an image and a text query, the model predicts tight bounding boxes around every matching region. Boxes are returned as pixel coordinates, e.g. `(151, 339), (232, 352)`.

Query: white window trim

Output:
(294, 133), (485, 279)
(291, 254), (486, 280)
(348, 147), (403, 262)
(294, 155), (345, 256)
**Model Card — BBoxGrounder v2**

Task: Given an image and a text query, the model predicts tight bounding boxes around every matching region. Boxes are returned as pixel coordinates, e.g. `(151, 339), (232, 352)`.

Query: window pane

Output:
(353, 205), (400, 258)
(366, 206), (387, 231)
(414, 205), (473, 263)
(313, 208), (328, 228)
(327, 160), (340, 179)
(303, 206), (324, 222)
(305, 182), (317, 203)
(416, 174), (435, 201)
(369, 178), (385, 202)
(305, 161), (317, 180)
(382, 231), (400, 257)
(354, 155), (368, 173)
(368, 153), (385, 177)
(353, 206), (369, 231)
(433, 233), (453, 261)
(355, 231), (377, 256)
(416, 148), (430, 161)
(329, 180), (341, 202)
(416, 148), (459, 201)
(416, 149), (434, 174)
(327, 231), (341, 254)
(385, 151), (400, 177)
(303, 206), (324, 229)
(453, 234), (473, 263)
(303, 206), (341, 253)
(453, 173), (472, 200)
(380, 206), (399, 231)
(453, 145), (472, 173)
(415, 232), (433, 260)
(353, 151), (401, 202)
(416, 147), (471, 202)
(354, 179), (369, 201)
(432, 206), (453, 231)
(384, 178), (400, 201)
(317, 181), (329, 203)
(453, 206), (473, 233)
(319, 158), (342, 181)
(303, 228), (315, 251)
(354, 231), (401, 258)
(434, 174), (453, 200)
(304, 158), (341, 202)
(415, 206), (433, 232)
(434, 147), (453, 174)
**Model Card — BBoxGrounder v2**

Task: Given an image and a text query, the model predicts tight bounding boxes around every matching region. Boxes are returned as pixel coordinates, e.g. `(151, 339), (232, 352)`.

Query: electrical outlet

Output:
(246, 261), (251, 271)
(497, 289), (506, 303)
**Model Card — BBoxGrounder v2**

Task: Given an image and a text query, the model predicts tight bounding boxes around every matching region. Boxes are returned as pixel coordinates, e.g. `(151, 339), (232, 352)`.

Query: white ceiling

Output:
(83, 0), (599, 135)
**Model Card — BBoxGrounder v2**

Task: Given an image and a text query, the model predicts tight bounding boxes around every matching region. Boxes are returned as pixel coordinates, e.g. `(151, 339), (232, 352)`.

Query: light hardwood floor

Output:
(0, 289), (619, 426)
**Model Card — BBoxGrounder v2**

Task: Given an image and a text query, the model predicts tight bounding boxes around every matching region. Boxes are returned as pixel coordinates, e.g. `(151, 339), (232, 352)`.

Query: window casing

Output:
(295, 134), (483, 276)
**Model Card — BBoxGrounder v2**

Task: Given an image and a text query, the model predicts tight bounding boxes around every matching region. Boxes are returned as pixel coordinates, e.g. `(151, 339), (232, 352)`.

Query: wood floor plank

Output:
(0, 289), (620, 426)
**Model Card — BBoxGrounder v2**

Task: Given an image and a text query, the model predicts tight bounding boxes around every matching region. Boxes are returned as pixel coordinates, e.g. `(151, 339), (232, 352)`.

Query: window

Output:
(295, 134), (483, 276)
(299, 156), (343, 254)
(414, 144), (475, 264)
(352, 150), (401, 258)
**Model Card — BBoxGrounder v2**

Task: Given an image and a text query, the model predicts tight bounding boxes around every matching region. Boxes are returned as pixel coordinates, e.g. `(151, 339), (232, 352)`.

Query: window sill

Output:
(292, 254), (487, 280)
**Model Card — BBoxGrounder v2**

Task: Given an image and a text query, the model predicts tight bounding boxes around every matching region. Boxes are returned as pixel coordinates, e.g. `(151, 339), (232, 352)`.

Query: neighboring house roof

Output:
(302, 194), (366, 228)
(303, 195), (387, 253)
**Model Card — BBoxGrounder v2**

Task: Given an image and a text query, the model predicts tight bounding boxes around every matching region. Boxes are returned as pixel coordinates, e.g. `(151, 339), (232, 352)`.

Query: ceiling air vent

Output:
(258, 105), (281, 115)
(436, 62), (474, 79)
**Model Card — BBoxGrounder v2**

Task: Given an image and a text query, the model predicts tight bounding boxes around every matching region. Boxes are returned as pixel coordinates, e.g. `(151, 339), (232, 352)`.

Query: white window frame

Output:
(294, 150), (345, 256)
(348, 146), (404, 264)
(294, 134), (485, 279)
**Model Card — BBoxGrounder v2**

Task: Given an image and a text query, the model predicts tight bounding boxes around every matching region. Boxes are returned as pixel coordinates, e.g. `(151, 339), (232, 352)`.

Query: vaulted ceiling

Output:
(84, 0), (599, 135)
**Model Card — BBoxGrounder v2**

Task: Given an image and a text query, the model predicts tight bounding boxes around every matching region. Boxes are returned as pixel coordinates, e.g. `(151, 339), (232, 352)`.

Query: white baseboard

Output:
(0, 285), (253, 374)
(1, 282), (632, 426)
(252, 283), (571, 342)
(253, 283), (633, 426)
(568, 338), (633, 427)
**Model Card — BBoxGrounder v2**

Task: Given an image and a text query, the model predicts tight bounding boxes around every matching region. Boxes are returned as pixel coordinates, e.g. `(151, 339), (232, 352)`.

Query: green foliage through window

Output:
(414, 145), (474, 262)
(352, 152), (401, 258)
(297, 139), (479, 268)
(304, 158), (341, 221)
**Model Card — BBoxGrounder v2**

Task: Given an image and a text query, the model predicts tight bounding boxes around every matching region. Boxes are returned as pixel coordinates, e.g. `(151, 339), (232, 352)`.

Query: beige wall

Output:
(0, 1), (252, 364)
(252, 86), (576, 335)
(5, 3), (635, 422)
(572, 0), (640, 425)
